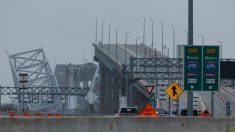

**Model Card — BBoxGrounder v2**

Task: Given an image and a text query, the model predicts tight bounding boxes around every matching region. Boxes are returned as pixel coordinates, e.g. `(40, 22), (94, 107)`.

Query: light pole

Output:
(136, 37), (142, 58)
(159, 22), (164, 54)
(125, 32), (131, 64)
(150, 18), (154, 49)
(108, 23), (114, 54)
(142, 16), (146, 45)
(170, 25), (175, 58)
(101, 19), (105, 44)
(95, 17), (100, 44)
(109, 23), (114, 44)
(217, 41), (223, 59)
(116, 27), (121, 62)
(198, 34), (204, 45)
(125, 32), (131, 44)
(183, 29), (188, 44)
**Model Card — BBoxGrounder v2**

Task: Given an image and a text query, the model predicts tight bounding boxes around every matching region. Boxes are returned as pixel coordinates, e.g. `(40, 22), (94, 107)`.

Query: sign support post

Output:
(187, 0), (194, 116)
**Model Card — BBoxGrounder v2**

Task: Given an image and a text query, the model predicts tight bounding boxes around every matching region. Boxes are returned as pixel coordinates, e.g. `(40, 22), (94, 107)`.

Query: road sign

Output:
(184, 45), (220, 91)
(203, 46), (220, 91)
(145, 85), (155, 95)
(184, 46), (202, 91)
(164, 81), (183, 101)
(150, 93), (156, 108)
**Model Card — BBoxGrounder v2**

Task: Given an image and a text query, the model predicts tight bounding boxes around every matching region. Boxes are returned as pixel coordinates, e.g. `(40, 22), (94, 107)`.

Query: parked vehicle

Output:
(115, 107), (138, 116)
(180, 108), (199, 116)
(156, 108), (168, 116)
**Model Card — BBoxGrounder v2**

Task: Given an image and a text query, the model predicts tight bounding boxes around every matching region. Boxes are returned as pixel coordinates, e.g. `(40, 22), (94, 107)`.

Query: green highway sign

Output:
(184, 46), (202, 91)
(203, 46), (220, 91)
(150, 93), (156, 108)
(184, 45), (220, 91)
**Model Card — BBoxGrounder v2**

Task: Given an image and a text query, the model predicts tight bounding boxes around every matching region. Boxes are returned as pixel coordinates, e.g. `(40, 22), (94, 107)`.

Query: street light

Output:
(141, 16), (146, 45)
(149, 18), (154, 49)
(183, 29), (188, 44)
(159, 22), (164, 54)
(198, 34), (204, 45)
(109, 23), (114, 44)
(125, 32), (131, 44)
(136, 37), (142, 58)
(170, 25), (175, 58)
(108, 23), (114, 55)
(95, 17), (100, 44)
(125, 32), (131, 64)
(217, 41), (223, 59)
(101, 19), (106, 44)
(116, 27), (121, 62)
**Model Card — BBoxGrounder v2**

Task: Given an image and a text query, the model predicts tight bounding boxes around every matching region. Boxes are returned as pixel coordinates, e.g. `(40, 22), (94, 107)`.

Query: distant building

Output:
(55, 62), (97, 114)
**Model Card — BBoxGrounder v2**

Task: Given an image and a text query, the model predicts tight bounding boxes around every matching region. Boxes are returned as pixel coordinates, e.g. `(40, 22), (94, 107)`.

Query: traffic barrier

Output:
(34, 112), (43, 117)
(55, 113), (63, 117)
(47, 113), (54, 117)
(7, 111), (65, 118)
(21, 112), (30, 117)
(8, 112), (16, 117)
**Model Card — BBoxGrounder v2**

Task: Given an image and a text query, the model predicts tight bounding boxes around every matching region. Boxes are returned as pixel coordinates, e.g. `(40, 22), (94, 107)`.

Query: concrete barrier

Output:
(0, 116), (235, 132)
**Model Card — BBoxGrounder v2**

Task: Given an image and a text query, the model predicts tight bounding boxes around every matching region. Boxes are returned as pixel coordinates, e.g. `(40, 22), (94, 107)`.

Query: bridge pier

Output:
(100, 63), (121, 115)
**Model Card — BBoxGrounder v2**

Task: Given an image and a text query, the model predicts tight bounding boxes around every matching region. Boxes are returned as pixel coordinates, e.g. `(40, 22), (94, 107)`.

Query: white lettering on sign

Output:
(206, 79), (215, 84)
(187, 56), (199, 60)
(188, 79), (197, 84)
(205, 56), (217, 60)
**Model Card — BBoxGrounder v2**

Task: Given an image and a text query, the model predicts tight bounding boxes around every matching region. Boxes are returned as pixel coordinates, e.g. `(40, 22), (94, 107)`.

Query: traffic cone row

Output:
(8, 112), (63, 117)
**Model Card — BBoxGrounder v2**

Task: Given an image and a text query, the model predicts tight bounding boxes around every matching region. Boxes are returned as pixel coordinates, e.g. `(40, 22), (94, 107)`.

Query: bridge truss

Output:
(7, 49), (64, 112)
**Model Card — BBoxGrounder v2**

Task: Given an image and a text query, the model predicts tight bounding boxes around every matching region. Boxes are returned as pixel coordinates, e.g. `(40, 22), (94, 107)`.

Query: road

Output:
(198, 88), (235, 117)
(97, 44), (229, 117)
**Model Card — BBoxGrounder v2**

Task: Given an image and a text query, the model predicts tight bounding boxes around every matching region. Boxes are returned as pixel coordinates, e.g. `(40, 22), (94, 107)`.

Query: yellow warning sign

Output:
(165, 81), (183, 101)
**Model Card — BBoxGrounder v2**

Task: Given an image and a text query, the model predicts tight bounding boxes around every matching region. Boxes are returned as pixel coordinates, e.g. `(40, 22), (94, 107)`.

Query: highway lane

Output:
(198, 89), (234, 117)
(219, 88), (235, 117)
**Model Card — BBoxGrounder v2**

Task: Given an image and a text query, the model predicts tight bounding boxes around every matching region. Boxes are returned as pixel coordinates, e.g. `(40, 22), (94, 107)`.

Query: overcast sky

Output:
(0, 0), (235, 86)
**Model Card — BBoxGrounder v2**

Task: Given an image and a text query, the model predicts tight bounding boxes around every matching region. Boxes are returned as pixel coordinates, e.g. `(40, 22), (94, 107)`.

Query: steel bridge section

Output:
(7, 48), (63, 112)
(0, 86), (87, 96)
